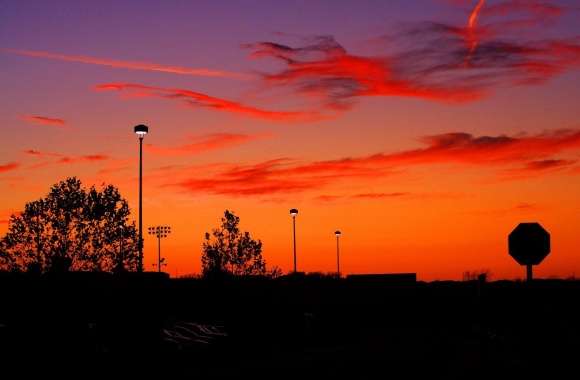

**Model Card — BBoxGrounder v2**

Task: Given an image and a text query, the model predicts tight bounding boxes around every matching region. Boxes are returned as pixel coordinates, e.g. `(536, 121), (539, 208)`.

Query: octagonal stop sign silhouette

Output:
(508, 222), (550, 281)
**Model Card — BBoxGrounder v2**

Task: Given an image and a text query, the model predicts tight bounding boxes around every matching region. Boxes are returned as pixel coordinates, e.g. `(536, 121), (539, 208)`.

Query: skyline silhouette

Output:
(1, 0), (580, 280)
(2, 3), (580, 374)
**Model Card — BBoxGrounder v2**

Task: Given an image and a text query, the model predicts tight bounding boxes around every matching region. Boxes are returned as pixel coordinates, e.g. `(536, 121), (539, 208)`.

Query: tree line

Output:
(0, 177), (274, 277)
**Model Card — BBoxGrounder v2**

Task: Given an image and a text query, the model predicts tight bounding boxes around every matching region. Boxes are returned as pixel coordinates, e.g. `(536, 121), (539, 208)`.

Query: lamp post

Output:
(148, 225), (171, 273)
(290, 208), (298, 273)
(134, 124), (149, 272)
(335, 230), (342, 278)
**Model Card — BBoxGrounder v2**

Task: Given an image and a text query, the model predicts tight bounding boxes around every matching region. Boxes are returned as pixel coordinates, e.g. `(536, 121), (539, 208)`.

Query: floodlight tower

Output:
(148, 225), (171, 273)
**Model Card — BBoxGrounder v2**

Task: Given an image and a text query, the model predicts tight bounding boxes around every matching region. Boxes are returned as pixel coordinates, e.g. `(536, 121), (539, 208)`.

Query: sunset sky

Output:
(1, 0), (580, 280)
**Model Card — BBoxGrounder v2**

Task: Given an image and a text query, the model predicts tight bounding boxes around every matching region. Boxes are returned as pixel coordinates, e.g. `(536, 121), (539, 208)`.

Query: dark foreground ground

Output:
(1, 272), (579, 378)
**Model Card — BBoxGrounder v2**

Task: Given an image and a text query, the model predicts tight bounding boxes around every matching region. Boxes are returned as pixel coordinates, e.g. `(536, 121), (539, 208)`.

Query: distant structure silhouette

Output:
(148, 225), (171, 273)
(508, 222), (550, 281)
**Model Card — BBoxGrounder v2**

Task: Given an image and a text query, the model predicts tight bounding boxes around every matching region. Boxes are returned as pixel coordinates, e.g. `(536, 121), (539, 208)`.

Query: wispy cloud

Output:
(480, 1), (563, 21)
(23, 149), (110, 168)
(515, 202), (537, 210)
(166, 158), (320, 196)
(467, 201), (541, 216)
(499, 158), (577, 180)
(244, 1), (579, 110)
(58, 154), (109, 164)
(96, 161), (132, 176)
(164, 129), (580, 196)
(23, 149), (60, 157)
(351, 192), (410, 199)
(315, 192), (410, 202)
(3, 49), (249, 79)
(145, 133), (268, 156)
(245, 36), (480, 111)
(0, 162), (19, 174)
(275, 130), (580, 174)
(96, 83), (321, 121)
(21, 115), (66, 128)
(521, 158), (576, 171)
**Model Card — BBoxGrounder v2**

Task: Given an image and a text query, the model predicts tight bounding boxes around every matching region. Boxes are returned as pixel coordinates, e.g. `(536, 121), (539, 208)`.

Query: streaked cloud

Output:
(521, 159), (576, 171)
(480, 1), (563, 20)
(0, 162), (19, 174)
(244, 1), (579, 110)
(515, 202), (537, 210)
(23, 149), (60, 157)
(58, 154), (109, 164)
(145, 133), (268, 156)
(245, 36), (480, 111)
(315, 192), (410, 202)
(23, 149), (110, 168)
(166, 129), (580, 196)
(351, 192), (410, 199)
(499, 158), (577, 180)
(96, 83), (321, 121)
(3, 49), (249, 79)
(21, 115), (66, 127)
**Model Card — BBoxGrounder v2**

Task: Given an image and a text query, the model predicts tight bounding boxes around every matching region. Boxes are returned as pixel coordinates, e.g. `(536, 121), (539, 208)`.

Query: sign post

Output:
(508, 222), (550, 281)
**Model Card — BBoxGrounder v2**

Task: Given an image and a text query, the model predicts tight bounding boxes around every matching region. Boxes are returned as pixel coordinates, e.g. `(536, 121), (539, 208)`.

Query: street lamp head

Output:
(335, 230), (341, 237)
(290, 208), (298, 217)
(134, 124), (149, 138)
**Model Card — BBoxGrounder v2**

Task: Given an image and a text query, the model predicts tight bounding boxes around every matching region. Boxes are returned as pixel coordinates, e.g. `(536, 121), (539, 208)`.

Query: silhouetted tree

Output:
(0, 177), (138, 273)
(202, 210), (266, 277)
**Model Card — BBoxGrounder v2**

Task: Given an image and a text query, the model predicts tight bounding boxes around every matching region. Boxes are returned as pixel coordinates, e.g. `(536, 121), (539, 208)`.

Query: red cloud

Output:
(278, 130), (580, 175)
(0, 162), (19, 173)
(145, 133), (267, 156)
(481, 1), (562, 19)
(522, 159), (576, 171)
(23, 150), (110, 168)
(315, 195), (344, 202)
(167, 130), (580, 196)
(171, 159), (321, 196)
(3, 49), (248, 79)
(316, 192), (410, 202)
(246, 1), (580, 110)
(96, 83), (321, 121)
(499, 158), (577, 180)
(22, 115), (66, 127)
(460, 0), (564, 36)
(352, 192), (409, 199)
(396, 1), (580, 87)
(246, 37), (480, 110)
(23, 149), (61, 158)
(58, 155), (109, 164)
(515, 202), (537, 210)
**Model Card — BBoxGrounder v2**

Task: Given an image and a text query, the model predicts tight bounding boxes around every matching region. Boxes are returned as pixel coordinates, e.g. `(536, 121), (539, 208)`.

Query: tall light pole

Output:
(335, 230), (342, 278)
(134, 124), (149, 272)
(290, 208), (298, 273)
(148, 225), (171, 273)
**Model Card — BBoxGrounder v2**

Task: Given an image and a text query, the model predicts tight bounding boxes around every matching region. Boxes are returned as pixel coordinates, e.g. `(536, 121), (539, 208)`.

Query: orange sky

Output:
(1, 0), (580, 280)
